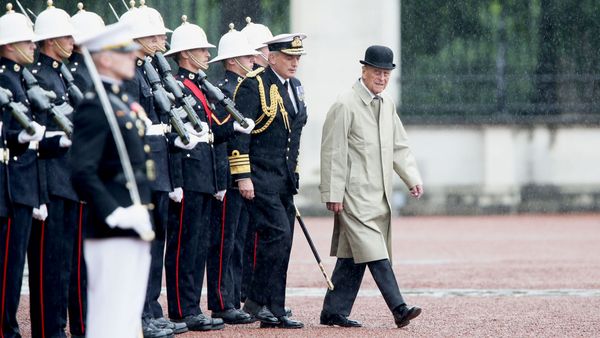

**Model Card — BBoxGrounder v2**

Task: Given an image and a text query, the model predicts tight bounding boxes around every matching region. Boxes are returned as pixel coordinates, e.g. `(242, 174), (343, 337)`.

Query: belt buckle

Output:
(208, 132), (214, 144)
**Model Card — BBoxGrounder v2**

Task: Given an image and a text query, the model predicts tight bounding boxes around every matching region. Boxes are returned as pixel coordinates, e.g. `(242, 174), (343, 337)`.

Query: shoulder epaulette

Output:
(246, 67), (265, 78)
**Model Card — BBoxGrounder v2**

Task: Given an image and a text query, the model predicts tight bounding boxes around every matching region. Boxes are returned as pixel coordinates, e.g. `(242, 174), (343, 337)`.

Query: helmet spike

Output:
(6, 3), (14, 13)
(129, 0), (136, 9)
(77, 2), (84, 11)
(47, 0), (54, 8)
(139, 0), (146, 7)
(181, 15), (188, 24)
(228, 22), (235, 31)
(246, 17), (252, 24)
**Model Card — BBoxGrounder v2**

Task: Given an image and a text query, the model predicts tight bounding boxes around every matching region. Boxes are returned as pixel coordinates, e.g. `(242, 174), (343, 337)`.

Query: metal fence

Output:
(400, 73), (600, 124)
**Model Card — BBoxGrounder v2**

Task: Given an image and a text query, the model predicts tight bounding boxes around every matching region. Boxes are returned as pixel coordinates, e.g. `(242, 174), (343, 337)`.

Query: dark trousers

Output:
(0, 204), (32, 338)
(322, 258), (405, 316)
(239, 211), (254, 305)
(245, 191), (295, 317)
(207, 189), (248, 311)
(28, 196), (79, 338)
(165, 190), (212, 319)
(230, 190), (249, 309)
(143, 191), (169, 319)
(68, 202), (87, 336)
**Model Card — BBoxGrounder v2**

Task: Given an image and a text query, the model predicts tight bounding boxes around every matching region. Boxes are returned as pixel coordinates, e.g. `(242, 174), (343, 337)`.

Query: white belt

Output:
(195, 132), (213, 144)
(45, 130), (66, 138)
(28, 141), (39, 150)
(146, 123), (170, 136)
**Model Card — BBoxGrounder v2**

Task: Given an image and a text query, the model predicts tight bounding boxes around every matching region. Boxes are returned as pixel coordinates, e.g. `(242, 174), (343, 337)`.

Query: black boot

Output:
(392, 304), (422, 328)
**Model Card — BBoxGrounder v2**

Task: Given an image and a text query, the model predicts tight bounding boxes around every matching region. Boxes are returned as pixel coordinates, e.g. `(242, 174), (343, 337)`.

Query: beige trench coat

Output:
(320, 80), (422, 264)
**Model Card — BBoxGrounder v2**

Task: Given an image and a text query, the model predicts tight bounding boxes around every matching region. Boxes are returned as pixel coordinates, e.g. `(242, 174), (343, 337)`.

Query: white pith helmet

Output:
(209, 23), (260, 64)
(164, 15), (215, 57)
(241, 17), (273, 50)
(71, 2), (105, 44)
(0, 3), (36, 46)
(119, 1), (163, 39)
(33, 0), (76, 42)
(138, 0), (172, 34)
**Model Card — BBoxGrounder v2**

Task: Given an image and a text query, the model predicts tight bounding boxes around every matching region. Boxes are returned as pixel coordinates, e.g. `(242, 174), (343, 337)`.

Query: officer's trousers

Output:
(322, 258), (406, 316)
(245, 191), (295, 317)
(165, 190), (212, 319)
(143, 191), (169, 319)
(68, 202), (88, 337)
(28, 195), (79, 338)
(85, 238), (150, 338)
(0, 204), (32, 338)
(207, 189), (248, 311)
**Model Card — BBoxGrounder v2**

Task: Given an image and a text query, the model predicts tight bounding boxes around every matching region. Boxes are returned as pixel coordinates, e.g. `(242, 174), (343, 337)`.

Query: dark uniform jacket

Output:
(31, 53), (79, 202)
(172, 67), (235, 194)
(68, 52), (93, 94)
(0, 57), (63, 208)
(123, 57), (171, 193)
(70, 82), (152, 239)
(233, 67), (307, 194)
(215, 70), (243, 190)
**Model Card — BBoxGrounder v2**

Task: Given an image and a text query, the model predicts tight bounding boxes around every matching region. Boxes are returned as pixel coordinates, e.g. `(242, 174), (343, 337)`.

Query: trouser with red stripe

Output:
(207, 189), (248, 311)
(165, 191), (212, 319)
(143, 191), (169, 319)
(0, 204), (32, 338)
(244, 191), (295, 317)
(68, 203), (88, 337)
(28, 195), (78, 338)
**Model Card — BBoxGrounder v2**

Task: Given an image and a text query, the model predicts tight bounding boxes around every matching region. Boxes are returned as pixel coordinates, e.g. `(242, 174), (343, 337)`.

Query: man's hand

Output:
(326, 202), (344, 214)
(238, 178), (254, 200)
(410, 184), (424, 199)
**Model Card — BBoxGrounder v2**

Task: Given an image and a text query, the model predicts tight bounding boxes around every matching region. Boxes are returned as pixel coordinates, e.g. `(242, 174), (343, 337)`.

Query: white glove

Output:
(59, 135), (72, 148)
(18, 121), (46, 144)
(105, 204), (152, 235)
(174, 134), (200, 150)
(32, 204), (48, 221)
(184, 121), (209, 137)
(233, 118), (255, 134)
(213, 189), (226, 201)
(142, 116), (153, 130)
(169, 187), (183, 203)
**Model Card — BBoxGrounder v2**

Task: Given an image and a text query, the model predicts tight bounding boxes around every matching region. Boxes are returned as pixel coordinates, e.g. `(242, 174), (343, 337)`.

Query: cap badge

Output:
(291, 36), (302, 48)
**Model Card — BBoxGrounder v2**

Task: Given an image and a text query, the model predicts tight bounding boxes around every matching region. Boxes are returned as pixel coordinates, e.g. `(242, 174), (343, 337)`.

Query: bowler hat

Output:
(359, 45), (396, 70)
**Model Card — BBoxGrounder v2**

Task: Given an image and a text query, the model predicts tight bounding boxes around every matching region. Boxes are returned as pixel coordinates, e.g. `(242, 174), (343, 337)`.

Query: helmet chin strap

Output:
(53, 40), (72, 59)
(188, 51), (208, 70)
(234, 58), (252, 74)
(14, 45), (34, 64)
(259, 53), (269, 63)
(156, 44), (167, 53)
(137, 39), (155, 56)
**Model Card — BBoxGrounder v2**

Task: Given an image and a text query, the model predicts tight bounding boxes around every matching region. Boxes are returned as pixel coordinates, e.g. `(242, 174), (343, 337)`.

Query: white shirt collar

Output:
(272, 68), (288, 85)
(359, 78), (379, 100)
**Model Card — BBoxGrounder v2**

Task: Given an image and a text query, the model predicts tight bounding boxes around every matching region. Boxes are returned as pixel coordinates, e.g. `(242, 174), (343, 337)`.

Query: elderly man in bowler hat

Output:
(319, 45), (424, 328)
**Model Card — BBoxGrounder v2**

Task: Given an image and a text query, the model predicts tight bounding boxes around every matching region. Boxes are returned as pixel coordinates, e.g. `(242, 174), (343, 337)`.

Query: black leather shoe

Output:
(152, 317), (188, 334)
(212, 308), (255, 324)
(319, 311), (362, 327)
(393, 305), (422, 328)
(143, 321), (174, 338)
(285, 307), (292, 317)
(260, 316), (304, 329)
(243, 299), (279, 324)
(173, 314), (224, 331)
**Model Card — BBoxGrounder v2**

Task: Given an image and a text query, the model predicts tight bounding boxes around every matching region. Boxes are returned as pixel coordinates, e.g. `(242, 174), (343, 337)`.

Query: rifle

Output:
(196, 69), (249, 128)
(22, 68), (74, 138)
(142, 58), (190, 144)
(154, 52), (203, 133)
(59, 64), (84, 107)
(0, 87), (36, 135)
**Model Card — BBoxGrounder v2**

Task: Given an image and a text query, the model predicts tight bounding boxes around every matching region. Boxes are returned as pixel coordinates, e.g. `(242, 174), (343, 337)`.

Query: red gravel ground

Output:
(15, 214), (600, 337)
